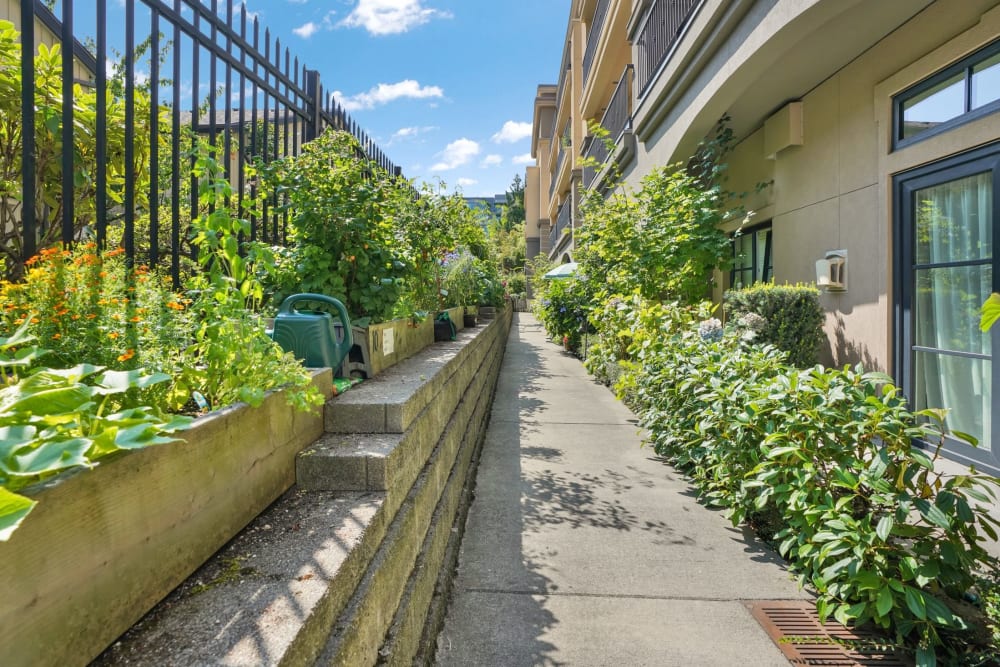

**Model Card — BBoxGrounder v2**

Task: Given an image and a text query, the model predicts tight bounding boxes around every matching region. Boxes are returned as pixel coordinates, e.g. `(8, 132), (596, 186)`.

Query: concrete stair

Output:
(96, 308), (512, 666)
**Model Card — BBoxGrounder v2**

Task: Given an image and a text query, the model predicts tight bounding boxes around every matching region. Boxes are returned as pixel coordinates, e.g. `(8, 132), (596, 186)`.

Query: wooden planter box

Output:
(0, 370), (333, 667)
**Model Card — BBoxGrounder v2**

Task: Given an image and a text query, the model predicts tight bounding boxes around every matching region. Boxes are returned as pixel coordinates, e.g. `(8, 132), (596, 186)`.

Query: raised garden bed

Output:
(0, 370), (333, 667)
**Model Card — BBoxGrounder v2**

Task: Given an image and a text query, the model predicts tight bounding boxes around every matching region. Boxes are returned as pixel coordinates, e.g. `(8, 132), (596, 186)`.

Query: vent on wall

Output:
(764, 101), (804, 159)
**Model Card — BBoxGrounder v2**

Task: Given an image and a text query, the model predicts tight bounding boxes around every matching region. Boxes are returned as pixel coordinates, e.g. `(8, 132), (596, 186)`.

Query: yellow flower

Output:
(117, 349), (135, 362)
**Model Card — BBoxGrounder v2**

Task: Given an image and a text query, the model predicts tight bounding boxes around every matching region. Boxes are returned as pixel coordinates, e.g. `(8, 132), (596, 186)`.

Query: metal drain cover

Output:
(747, 601), (912, 666)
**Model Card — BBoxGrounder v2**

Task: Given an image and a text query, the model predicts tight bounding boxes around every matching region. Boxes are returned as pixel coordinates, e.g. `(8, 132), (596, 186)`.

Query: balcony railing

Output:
(554, 200), (572, 250)
(555, 39), (572, 109)
(635, 0), (700, 96)
(583, 65), (633, 186)
(582, 0), (611, 87)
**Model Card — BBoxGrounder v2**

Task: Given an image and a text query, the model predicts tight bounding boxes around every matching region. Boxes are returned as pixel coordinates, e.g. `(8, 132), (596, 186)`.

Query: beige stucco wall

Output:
(647, 0), (1000, 370)
(2, 0), (95, 84)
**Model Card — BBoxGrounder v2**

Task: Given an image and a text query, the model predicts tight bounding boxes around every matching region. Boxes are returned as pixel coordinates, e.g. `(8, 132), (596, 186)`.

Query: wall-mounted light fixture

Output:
(816, 249), (847, 292)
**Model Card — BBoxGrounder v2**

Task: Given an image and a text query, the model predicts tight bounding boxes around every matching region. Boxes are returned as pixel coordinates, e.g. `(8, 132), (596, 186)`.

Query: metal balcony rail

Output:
(549, 146), (567, 200)
(554, 199), (572, 249)
(583, 65), (633, 184)
(635, 0), (700, 96)
(555, 38), (572, 108)
(582, 0), (611, 87)
(13, 0), (401, 285)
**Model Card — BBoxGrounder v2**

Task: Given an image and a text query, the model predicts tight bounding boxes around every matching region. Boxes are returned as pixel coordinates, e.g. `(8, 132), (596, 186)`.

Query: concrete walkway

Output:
(434, 312), (808, 666)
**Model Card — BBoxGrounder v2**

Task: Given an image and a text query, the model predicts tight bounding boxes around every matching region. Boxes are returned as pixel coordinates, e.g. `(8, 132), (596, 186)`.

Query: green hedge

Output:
(725, 283), (825, 367)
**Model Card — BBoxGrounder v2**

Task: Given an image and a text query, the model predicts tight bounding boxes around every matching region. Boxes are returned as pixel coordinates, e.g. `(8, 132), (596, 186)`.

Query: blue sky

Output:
(263, 0), (570, 196)
(78, 0), (570, 197)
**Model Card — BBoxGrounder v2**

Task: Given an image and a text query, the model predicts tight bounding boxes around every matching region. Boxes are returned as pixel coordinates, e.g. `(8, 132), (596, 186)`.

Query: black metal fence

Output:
(12, 0), (400, 284)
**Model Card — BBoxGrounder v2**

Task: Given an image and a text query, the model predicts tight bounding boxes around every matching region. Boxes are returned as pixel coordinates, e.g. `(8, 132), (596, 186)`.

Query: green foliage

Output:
(620, 300), (1000, 661)
(257, 129), (409, 324)
(725, 282), (825, 367)
(0, 323), (192, 541)
(982, 293), (1000, 332)
(0, 21), (151, 280)
(576, 120), (739, 307)
(535, 277), (591, 351)
(176, 146), (322, 413)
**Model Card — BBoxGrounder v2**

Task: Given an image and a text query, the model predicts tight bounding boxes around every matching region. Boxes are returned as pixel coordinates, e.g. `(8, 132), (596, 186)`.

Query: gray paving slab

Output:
(434, 313), (805, 666)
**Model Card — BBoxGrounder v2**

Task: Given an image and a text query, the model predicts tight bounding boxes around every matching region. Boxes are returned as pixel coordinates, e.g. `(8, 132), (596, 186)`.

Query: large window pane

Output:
(972, 52), (1000, 109)
(913, 265), (992, 355)
(913, 351), (992, 451)
(914, 172), (993, 264)
(901, 72), (966, 139)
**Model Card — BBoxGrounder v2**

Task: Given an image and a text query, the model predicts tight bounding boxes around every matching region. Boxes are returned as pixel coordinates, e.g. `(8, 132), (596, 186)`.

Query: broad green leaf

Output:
(10, 437), (91, 475)
(949, 430), (979, 447)
(875, 586), (893, 617)
(980, 292), (1000, 332)
(924, 594), (966, 629)
(2, 384), (94, 416)
(904, 586), (927, 620)
(0, 487), (36, 541)
(94, 370), (171, 395)
(916, 647), (937, 667)
(876, 515), (894, 542)
(114, 424), (181, 450)
(914, 498), (951, 530)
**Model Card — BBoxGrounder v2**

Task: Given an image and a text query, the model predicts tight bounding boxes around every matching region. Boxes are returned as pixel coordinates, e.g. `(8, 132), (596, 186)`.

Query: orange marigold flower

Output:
(107, 332), (119, 340)
(117, 349), (135, 362)
(72, 314), (81, 320)
(52, 333), (61, 340)
(166, 301), (185, 311)
(13, 318), (24, 325)
(98, 271), (108, 278)
(129, 316), (142, 322)
(86, 313), (97, 320)
(106, 247), (126, 257)
(30, 317), (39, 324)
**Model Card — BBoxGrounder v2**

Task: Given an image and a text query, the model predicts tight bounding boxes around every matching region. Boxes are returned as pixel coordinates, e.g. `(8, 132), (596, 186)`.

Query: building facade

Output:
(527, 0), (1000, 474)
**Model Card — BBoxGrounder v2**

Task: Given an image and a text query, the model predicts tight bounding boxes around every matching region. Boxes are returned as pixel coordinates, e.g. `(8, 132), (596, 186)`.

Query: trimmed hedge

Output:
(725, 283), (825, 367)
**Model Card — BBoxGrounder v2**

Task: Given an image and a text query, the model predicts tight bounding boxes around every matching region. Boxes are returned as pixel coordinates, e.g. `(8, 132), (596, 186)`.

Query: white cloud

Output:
(340, 0), (451, 36)
(512, 153), (534, 165)
(480, 154), (503, 168)
(431, 138), (480, 171)
(393, 125), (436, 139)
(491, 120), (532, 144)
(292, 21), (319, 38)
(332, 80), (444, 111)
(456, 178), (478, 187)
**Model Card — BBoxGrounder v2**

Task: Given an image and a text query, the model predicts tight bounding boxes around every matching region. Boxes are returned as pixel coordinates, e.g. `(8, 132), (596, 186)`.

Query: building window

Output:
(731, 223), (772, 289)
(893, 39), (1000, 149)
(894, 142), (998, 474)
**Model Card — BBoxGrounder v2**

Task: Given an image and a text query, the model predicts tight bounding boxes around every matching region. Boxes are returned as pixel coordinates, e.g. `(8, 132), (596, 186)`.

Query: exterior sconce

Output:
(816, 250), (847, 292)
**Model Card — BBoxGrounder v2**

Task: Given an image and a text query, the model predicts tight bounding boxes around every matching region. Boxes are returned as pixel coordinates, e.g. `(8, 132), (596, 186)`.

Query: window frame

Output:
(730, 222), (773, 289)
(893, 141), (1000, 474)
(893, 38), (1000, 150)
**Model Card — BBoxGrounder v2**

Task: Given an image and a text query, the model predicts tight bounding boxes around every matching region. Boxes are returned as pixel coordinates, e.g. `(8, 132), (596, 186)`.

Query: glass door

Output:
(896, 144), (999, 473)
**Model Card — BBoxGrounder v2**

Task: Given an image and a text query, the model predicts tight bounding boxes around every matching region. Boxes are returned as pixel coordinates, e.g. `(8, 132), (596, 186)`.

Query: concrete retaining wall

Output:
(94, 305), (513, 666)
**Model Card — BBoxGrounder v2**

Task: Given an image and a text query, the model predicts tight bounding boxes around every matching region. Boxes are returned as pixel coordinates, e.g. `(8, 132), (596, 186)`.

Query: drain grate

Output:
(747, 601), (912, 666)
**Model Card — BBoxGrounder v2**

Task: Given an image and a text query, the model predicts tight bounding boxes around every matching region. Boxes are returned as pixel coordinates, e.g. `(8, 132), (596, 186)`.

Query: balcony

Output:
(550, 200), (572, 253)
(583, 65), (633, 188)
(549, 147), (565, 201)
(635, 0), (700, 96)
(582, 0), (612, 87)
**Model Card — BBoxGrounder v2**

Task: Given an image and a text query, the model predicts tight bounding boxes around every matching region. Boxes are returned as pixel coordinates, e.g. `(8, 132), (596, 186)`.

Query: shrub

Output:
(535, 276), (591, 352)
(621, 301), (1000, 662)
(725, 282), (825, 367)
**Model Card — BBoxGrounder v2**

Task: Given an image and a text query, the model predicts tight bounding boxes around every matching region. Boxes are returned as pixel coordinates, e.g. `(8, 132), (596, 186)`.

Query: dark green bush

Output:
(616, 301), (1000, 663)
(724, 283), (825, 367)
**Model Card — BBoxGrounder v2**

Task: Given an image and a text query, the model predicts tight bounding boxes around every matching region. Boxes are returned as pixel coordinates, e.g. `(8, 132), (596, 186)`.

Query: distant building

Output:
(527, 0), (1000, 474)
(463, 195), (507, 219)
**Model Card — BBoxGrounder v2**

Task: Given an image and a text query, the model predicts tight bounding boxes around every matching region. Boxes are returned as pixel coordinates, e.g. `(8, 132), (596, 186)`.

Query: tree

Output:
(501, 174), (525, 232)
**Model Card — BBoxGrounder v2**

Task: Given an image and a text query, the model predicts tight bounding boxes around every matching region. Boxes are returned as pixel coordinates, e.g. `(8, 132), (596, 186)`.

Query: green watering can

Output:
(268, 293), (353, 371)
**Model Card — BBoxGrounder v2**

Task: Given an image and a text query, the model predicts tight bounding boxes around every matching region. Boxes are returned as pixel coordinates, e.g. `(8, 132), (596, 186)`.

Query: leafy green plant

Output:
(0, 20), (151, 280)
(535, 276), (592, 352)
(0, 323), (191, 541)
(257, 129), (409, 325)
(982, 293), (1000, 332)
(174, 146), (323, 414)
(724, 282), (825, 367)
(619, 303), (1000, 663)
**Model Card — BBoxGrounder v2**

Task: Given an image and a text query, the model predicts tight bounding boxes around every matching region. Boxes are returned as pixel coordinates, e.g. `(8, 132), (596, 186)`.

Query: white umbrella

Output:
(542, 262), (579, 280)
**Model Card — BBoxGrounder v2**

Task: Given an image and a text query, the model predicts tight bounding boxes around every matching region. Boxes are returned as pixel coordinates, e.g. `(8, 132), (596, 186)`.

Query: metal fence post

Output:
(305, 69), (321, 142)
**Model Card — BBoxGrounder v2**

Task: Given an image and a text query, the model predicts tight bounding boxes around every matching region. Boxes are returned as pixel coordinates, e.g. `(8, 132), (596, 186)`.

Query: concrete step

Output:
(324, 324), (493, 435)
(301, 323), (500, 493)
(94, 308), (512, 667)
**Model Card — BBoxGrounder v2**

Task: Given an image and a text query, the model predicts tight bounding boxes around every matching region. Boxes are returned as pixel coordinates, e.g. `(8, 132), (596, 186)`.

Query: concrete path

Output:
(434, 312), (808, 666)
